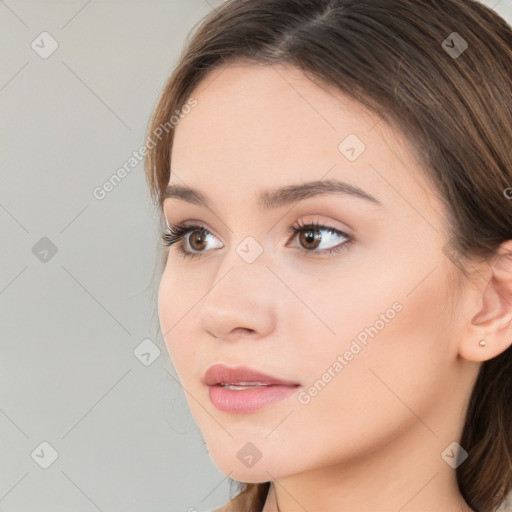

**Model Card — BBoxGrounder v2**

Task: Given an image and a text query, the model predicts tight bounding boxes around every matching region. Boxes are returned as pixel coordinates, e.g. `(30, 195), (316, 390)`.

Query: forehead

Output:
(173, 61), (378, 158)
(169, 61), (432, 209)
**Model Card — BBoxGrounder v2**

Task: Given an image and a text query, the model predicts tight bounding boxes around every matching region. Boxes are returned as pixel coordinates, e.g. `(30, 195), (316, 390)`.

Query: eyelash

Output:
(161, 219), (353, 261)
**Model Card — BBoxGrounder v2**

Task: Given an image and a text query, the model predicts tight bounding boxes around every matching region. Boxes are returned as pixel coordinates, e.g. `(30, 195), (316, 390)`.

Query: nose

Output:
(198, 263), (277, 341)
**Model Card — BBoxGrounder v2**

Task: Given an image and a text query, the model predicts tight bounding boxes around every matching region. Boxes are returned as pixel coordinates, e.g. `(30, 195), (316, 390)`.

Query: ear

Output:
(459, 240), (512, 362)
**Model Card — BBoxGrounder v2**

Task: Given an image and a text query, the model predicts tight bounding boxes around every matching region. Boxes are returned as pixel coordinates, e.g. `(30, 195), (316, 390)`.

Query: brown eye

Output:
(161, 222), (223, 259)
(298, 228), (323, 250)
(188, 229), (209, 251)
(288, 221), (352, 256)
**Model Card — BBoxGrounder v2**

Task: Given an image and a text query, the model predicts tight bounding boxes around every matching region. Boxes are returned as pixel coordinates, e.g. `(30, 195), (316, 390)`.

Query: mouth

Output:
(203, 363), (300, 387)
(203, 364), (301, 413)
(215, 382), (281, 390)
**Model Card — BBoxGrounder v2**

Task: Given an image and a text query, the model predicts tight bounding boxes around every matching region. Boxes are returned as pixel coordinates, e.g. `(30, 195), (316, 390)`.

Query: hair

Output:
(143, 1), (512, 510)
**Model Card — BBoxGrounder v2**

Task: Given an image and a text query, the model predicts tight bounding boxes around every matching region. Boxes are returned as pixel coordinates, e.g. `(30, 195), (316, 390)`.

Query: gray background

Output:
(1, 0), (511, 511)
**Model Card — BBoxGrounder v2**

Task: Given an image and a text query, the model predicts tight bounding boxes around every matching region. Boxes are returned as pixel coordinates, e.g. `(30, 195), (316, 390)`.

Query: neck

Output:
(263, 420), (475, 512)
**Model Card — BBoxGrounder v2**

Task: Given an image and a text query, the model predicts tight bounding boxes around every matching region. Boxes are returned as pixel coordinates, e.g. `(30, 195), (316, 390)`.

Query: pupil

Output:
(191, 231), (206, 249)
(302, 229), (321, 248)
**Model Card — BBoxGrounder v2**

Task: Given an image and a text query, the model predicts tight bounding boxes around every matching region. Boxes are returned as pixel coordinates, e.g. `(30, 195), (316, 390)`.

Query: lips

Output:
(203, 364), (300, 388)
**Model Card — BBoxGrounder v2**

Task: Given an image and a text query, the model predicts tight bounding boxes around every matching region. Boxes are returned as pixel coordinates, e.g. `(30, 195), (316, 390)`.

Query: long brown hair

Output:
(144, 1), (512, 510)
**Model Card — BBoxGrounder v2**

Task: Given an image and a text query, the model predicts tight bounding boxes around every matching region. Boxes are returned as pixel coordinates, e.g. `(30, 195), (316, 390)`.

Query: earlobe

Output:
(461, 240), (512, 362)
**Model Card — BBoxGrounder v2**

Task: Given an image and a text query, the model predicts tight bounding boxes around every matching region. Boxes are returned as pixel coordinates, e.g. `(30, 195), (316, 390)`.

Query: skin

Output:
(157, 61), (512, 512)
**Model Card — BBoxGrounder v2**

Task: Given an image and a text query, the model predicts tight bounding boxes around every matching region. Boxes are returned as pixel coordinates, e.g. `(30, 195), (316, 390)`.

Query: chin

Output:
(206, 446), (282, 482)
(219, 465), (274, 483)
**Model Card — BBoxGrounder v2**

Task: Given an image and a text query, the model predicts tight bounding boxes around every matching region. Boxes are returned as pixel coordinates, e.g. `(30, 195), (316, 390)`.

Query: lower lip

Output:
(208, 384), (300, 413)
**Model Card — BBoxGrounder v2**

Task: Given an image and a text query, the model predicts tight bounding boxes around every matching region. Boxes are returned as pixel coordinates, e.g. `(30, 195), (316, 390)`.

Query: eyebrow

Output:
(162, 179), (383, 210)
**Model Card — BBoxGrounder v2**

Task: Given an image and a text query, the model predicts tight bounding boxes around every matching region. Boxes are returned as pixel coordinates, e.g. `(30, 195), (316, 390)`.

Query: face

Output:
(158, 61), (471, 482)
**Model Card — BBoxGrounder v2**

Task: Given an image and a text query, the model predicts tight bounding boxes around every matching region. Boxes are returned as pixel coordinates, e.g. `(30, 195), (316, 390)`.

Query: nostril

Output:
(238, 327), (256, 335)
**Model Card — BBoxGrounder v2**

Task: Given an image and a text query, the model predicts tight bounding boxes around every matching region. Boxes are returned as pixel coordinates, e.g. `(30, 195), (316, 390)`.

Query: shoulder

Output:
(201, 482), (270, 512)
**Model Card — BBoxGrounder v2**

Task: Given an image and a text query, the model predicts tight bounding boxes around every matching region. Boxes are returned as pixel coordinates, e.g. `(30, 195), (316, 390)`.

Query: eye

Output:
(286, 219), (353, 256)
(161, 220), (353, 260)
(161, 222), (222, 260)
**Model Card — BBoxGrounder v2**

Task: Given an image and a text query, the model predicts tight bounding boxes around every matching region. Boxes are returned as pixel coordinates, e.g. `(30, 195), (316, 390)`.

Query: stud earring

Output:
(479, 339), (487, 347)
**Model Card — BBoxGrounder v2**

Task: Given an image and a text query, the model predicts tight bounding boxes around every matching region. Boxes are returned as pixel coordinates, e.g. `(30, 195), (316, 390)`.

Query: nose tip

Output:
(198, 265), (277, 341)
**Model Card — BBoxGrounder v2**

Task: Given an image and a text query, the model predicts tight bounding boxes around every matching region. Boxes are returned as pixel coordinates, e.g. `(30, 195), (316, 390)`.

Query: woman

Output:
(144, 1), (512, 511)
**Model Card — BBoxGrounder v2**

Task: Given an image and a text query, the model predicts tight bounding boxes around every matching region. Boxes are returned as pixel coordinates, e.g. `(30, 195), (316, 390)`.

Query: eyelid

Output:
(165, 216), (352, 239)
(287, 215), (353, 237)
(165, 218), (220, 239)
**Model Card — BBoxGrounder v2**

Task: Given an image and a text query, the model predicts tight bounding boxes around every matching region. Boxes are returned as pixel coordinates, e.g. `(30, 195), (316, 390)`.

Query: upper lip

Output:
(203, 364), (300, 387)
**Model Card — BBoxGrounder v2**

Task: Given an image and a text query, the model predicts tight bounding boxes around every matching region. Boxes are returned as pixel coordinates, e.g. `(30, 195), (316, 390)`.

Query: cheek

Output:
(157, 269), (199, 382)
(267, 259), (454, 464)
